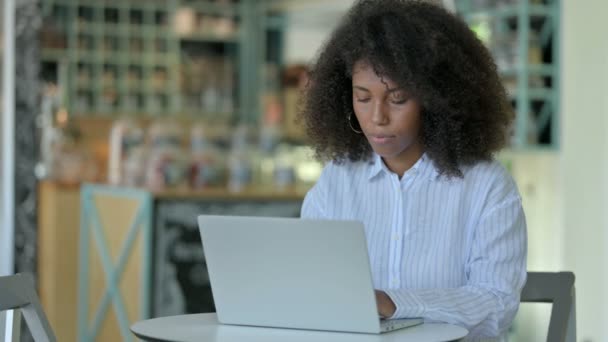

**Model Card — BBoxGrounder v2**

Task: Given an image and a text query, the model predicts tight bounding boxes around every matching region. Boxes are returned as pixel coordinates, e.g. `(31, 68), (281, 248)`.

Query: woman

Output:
(299, 0), (527, 340)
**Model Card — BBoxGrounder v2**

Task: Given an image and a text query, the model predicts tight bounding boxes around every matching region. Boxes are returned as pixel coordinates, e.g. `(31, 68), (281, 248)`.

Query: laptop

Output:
(197, 215), (423, 334)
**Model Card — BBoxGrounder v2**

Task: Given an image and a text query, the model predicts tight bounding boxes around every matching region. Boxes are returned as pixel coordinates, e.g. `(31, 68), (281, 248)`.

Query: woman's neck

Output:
(381, 143), (425, 178)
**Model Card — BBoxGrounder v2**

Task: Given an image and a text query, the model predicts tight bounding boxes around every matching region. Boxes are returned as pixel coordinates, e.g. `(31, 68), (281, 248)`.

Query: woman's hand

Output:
(375, 290), (397, 318)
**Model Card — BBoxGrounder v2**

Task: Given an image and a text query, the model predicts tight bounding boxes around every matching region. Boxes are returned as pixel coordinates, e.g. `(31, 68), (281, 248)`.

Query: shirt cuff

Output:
(383, 288), (426, 319)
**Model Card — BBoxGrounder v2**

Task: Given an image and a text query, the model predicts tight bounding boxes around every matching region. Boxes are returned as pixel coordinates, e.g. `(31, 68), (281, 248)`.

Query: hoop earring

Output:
(348, 114), (363, 134)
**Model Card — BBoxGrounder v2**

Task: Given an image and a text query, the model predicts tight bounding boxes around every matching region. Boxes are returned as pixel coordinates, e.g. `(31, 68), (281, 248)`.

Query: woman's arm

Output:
(383, 196), (527, 338)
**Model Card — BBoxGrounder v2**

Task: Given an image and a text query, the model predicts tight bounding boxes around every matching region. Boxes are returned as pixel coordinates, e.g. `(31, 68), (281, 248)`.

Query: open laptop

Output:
(197, 215), (423, 334)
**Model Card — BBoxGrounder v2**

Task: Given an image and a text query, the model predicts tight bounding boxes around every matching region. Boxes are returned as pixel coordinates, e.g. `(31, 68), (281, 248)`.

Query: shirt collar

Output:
(367, 152), (439, 181)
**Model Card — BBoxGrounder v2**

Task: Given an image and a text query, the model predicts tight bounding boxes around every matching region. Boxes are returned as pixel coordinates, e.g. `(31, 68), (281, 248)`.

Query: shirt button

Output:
(393, 234), (400, 241)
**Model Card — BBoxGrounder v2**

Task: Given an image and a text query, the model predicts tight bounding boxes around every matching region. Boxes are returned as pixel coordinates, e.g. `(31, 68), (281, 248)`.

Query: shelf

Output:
(465, 4), (554, 21)
(143, 54), (180, 65)
(528, 88), (554, 101)
(176, 108), (236, 122)
(122, 88), (172, 96)
(508, 88), (554, 101)
(42, 48), (68, 62)
(76, 26), (235, 41)
(177, 33), (239, 44)
(75, 23), (173, 37)
(67, 51), (177, 65)
(177, 1), (239, 17)
(499, 64), (556, 78)
(48, 0), (169, 10)
(121, 83), (145, 92)
(69, 112), (236, 121)
(73, 22), (101, 33)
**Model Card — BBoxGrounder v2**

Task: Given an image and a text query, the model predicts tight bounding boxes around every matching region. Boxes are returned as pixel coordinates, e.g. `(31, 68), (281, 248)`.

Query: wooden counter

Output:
(38, 181), (81, 342)
(37, 180), (308, 342)
(152, 185), (309, 201)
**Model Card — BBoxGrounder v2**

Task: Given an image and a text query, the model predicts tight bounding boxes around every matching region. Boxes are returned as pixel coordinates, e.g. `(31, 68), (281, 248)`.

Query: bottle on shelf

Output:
(189, 122), (225, 189)
(273, 144), (296, 190)
(145, 119), (187, 190)
(227, 124), (252, 192)
(108, 117), (145, 185)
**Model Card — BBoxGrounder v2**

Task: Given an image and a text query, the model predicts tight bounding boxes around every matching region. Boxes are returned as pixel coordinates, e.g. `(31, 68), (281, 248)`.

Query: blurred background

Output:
(1, 0), (607, 341)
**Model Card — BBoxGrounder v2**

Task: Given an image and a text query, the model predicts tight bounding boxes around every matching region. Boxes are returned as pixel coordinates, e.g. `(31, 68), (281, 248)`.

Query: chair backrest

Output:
(0, 273), (57, 342)
(521, 271), (576, 342)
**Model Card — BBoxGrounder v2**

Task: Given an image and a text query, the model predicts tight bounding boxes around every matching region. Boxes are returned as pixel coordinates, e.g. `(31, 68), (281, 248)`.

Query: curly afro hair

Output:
(299, 0), (513, 177)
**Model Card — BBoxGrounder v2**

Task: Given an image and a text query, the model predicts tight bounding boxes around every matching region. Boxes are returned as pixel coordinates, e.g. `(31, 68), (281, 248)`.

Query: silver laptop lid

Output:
(198, 215), (382, 333)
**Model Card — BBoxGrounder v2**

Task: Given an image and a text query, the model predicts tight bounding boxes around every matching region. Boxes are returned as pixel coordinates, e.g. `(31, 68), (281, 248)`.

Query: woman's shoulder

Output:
(304, 158), (370, 206)
(460, 158), (521, 202)
(462, 158), (511, 179)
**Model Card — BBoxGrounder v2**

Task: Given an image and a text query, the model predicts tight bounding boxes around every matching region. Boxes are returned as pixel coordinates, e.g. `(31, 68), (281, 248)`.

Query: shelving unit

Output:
(456, 0), (560, 149)
(41, 0), (255, 123)
(42, 0), (175, 115)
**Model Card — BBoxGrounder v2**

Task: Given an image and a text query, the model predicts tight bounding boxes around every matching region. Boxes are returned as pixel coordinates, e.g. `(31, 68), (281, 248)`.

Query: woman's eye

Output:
(356, 98), (371, 103)
(390, 98), (408, 105)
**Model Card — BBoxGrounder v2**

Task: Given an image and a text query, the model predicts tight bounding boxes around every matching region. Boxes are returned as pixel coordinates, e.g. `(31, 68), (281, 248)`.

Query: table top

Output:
(131, 313), (468, 342)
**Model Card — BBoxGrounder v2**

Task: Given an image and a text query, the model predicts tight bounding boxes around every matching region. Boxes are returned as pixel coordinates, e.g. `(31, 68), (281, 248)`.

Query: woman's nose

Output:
(371, 101), (389, 125)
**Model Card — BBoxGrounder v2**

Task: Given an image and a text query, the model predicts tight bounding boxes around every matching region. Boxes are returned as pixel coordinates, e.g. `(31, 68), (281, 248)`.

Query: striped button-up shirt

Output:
(301, 153), (527, 340)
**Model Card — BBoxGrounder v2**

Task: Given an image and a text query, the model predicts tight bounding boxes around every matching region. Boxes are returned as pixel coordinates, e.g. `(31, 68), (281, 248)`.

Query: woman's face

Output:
(351, 60), (422, 160)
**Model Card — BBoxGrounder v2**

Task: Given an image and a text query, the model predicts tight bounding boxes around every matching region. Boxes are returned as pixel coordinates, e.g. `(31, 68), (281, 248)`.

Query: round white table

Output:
(131, 313), (468, 342)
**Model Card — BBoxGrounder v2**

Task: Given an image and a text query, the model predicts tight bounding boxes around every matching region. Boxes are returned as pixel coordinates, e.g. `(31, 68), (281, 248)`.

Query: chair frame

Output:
(0, 273), (57, 342)
(521, 272), (576, 342)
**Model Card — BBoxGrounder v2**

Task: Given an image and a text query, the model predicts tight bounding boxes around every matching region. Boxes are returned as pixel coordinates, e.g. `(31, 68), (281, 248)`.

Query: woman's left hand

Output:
(375, 290), (397, 318)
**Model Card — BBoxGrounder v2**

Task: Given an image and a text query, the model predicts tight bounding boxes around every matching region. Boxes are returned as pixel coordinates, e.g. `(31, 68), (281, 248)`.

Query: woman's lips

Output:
(370, 135), (396, 144)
